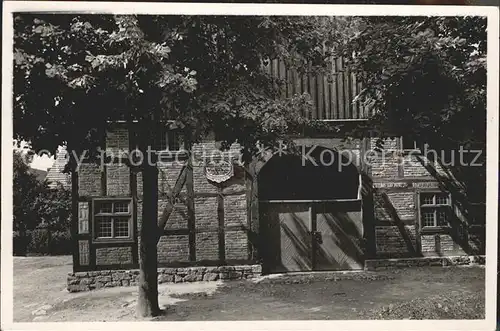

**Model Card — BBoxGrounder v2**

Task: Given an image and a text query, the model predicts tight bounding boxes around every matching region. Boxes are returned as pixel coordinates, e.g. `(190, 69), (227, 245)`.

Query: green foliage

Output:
(26, 228), (52, 255)
(13, 231), (30, 256)
(13, 229), (72, 256)
(48, 230), (73, 255)
(341, 16), (486, 201)
(13, 151), (44, 232)
(33, 183), (72, 231)
(13, 150), (72, 233)
(343, 16), (486, 146)
(13, 14), (347, 160)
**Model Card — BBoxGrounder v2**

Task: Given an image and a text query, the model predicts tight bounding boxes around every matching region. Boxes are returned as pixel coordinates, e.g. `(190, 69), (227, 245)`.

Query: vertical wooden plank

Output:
(217, 185), (225, 261)
(272, 58), (279, 96)
(88, 198), (96, 269)
(245, 171), (253, 261)
(128, 124), (139, 266)
(249, 166), (260, 262)
(308, 63), (317, 119)
(286, 66), (293, 98)
(360, 170), (376, 259)
(337, 57), (344, 119)
(101, 131), (107, 196)
(352, 71), (358, 119)
(101, 165), (107, 197)
(186, 155), (196, 262)
(343, 57), (351, 119)
(78, 240), (90, 266)
(358, 78), (364, 118)
(302, 72), (309, 119)
(415, 192), (422, 255)
(293, 68), (300, 97)
(71, 170), (79, 271)
(279, 59), (286, 99)
(361, 72), (371, 117)
(78, 202), (89, 234)
(130, 170), (139, 265)
(330, 57), (338, 119)
(317, 71), (324, 120)
(309, 205), (317, 270)
(396, 136), (404, 178)
(323, 64), (331, 120)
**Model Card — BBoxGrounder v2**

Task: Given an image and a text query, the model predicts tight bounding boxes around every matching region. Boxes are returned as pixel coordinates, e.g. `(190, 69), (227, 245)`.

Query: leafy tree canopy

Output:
(14, 14), (357, 162)
(13, 14), (360, 317)
(341, 16), (487, 201)
(342, 16), (486, 149)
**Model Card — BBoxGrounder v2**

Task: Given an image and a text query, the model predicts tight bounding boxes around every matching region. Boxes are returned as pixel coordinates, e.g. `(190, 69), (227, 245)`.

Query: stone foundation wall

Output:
(67, 264), (262, 292)
(364, 255), (485, 271)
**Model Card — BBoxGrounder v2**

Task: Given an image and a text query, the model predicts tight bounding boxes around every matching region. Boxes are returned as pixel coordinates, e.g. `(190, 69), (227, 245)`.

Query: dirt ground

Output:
(12, 256), (485, 322)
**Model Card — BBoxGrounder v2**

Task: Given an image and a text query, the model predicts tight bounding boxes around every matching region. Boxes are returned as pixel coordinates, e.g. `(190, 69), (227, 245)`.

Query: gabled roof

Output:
(45, 147), (71, 189)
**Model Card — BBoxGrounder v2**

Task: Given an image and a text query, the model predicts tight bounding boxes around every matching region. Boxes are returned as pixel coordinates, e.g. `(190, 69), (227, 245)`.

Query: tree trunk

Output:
(136, 135), (161, 317)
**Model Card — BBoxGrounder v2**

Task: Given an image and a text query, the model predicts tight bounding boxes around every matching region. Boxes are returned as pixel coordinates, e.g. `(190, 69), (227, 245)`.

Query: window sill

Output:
(420, 204), (451, 208)
(420, 226), (451, 234)
(92, 237), (134, 244)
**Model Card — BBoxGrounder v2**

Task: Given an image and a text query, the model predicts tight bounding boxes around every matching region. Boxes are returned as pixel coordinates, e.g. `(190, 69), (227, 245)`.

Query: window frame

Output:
(155, 129), (186, 152)
(92, 198), (134, 243)
(418, 191), (452, 232)
(155, 129), (189, 161)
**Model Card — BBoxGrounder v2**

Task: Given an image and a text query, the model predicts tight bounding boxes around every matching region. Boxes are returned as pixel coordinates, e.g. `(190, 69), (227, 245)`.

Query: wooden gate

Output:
(260, 200), (364, 273)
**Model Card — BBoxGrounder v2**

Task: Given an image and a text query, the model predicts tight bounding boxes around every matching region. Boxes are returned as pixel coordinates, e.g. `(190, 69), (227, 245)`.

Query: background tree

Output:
(14, 14), (346, 317)
(13, 150), (43, 234)
(13, 149), (72, 254)
(33, 183), (72, 231)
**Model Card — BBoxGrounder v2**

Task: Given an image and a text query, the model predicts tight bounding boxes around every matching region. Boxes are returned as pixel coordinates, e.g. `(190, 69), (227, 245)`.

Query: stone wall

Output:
(67, 264), (262, 292)
(95, 247), (133, 265)
(364, 255), (485, 271)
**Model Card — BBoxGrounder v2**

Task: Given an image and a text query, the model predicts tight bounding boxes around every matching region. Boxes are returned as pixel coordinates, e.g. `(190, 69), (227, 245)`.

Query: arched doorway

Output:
(258, 146), (365, 273)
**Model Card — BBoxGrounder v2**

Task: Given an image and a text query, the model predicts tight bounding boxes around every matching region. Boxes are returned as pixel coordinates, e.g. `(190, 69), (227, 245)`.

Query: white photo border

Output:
(2, 2), (499, 331)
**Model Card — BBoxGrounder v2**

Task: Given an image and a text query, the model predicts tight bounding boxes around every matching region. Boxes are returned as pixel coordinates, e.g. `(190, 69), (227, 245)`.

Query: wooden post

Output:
(331, 57), (338, 119)
(343, 57), (350, 119)
(337, 57), (344, 119)
(217, 184), (225, 261)
(186, 149), (196, 262)
(71, 170), (79, 271)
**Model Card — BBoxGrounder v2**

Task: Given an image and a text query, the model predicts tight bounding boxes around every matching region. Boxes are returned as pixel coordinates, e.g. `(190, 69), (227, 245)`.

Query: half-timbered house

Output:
(67, 58), (485, 291)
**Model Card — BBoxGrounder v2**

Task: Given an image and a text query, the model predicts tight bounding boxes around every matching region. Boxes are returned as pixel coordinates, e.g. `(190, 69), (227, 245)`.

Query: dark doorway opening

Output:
(258, 146), (364, 274)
